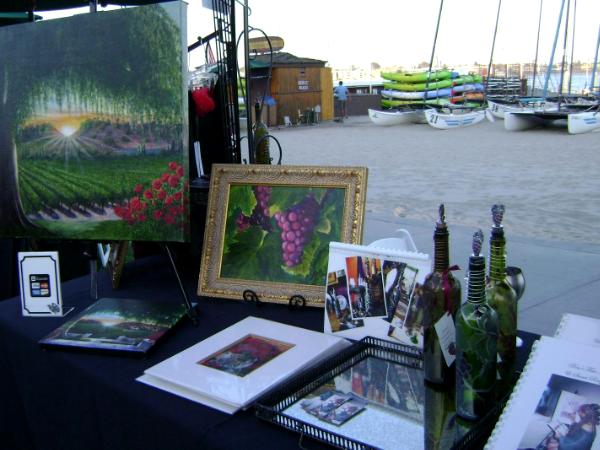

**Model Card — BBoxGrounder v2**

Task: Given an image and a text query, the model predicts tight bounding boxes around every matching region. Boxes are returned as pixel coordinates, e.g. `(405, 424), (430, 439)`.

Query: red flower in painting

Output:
(152, 179), (162, 190)
(116, 162), (187, 231)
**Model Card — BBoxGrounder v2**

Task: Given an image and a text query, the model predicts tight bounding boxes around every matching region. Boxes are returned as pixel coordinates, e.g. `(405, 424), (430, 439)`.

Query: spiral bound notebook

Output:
(485, 336), (600, 450)
(555, 313), (600, 347)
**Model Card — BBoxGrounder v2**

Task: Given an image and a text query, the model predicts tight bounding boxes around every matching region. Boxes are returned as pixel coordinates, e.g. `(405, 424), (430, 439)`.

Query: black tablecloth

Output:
(0, 255), (539, 450)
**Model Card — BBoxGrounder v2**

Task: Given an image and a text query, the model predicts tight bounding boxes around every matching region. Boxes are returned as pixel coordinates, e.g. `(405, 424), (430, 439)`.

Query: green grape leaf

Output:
(315, 217), (331, 234)
(256, 230), (287, 281)
(228, 185), (256, 217)
(220, 226), (266, 279)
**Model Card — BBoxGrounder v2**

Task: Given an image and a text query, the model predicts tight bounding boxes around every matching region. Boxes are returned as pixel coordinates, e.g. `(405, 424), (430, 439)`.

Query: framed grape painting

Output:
(197, 164), (368, 306)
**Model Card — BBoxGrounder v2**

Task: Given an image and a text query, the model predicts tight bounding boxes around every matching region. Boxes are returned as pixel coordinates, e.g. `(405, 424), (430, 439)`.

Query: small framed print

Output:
(18, 251), (71, 317)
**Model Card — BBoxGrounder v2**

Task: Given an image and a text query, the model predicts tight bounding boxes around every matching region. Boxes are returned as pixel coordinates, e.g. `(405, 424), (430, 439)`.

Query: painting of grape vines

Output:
(198, 165), (368, 306)
(0, 3), (189, 242)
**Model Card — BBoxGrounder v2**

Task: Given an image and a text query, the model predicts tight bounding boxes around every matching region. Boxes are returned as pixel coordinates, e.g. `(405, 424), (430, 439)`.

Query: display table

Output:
(0, 255), (538, 450)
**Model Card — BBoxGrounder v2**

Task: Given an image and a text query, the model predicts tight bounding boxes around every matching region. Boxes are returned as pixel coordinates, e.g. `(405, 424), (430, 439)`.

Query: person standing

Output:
(333, 81), (350, 121)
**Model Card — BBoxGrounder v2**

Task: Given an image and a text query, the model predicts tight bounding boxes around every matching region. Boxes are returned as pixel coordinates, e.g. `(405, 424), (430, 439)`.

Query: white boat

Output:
(567, 110), (600, 134)
(424, 108), (486, 130)
(487, 99), (558, 120)
(368, 108), (423, 126)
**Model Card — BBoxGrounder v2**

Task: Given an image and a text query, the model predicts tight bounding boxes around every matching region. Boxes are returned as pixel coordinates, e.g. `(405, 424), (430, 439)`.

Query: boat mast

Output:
(557, 0), (571, 106)
(485, 0), (502, 93)
(531, 0), (544, 96)
(543, 0), (566, 99)
(567, 0), (576, 96)
(425, 0), (444, 96)
(591, 25), (600, 97)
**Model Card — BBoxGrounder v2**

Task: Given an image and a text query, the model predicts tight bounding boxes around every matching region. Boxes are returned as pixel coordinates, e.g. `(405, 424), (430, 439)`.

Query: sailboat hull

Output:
(425, 108), (486, 130)
(568, 111), (600, 134)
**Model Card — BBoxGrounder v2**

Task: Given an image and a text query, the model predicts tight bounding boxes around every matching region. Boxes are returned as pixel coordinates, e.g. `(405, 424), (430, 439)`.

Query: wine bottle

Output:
(253, 102), (271, 164)
(485, 205), (517, 372)
(456, 230), (498, 421)
(423, 204), (461, 385)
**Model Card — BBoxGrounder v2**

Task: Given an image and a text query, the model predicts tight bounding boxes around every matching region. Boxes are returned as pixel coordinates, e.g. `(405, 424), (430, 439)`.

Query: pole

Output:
(531, 0), (544, 95)
(243, 0), (254, 163)
(425, 0), (444, 96)
(486, 0), (502, 92)
(567, 0), (576, 95)
(591, 25), (600, 95)
(557, 0), (571, 107)
(543, 0), (566, 98)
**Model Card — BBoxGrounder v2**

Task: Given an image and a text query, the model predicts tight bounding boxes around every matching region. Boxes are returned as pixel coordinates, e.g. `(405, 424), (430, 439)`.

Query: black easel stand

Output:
(242, 290), (307, 310)
(83, 242), (99, 301)
(163, 244), (199, 325)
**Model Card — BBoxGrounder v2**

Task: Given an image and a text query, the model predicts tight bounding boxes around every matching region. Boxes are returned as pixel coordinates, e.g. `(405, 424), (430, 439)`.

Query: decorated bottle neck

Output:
(433, 225), (450, 272)
(489, 227), (507, 282)
(467, 255), (486, 303)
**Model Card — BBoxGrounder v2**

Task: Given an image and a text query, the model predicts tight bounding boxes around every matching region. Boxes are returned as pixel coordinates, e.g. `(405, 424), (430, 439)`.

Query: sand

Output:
(266, 117), (600, 245)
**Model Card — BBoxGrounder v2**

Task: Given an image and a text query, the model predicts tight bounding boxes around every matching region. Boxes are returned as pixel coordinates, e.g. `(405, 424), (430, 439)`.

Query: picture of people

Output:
(300, 387), (366, 426)
(325, 269), (364, 332)
(345, 256), (386, 319)
(385, 263), (422, 345)
(350, 357), (388, 405)
(517, 374), (600, 450)
(199, 334), (294, 377)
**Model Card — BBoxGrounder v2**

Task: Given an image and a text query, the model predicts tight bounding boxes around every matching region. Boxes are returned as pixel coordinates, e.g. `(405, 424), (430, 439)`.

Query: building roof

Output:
(249, 52), (327, 69)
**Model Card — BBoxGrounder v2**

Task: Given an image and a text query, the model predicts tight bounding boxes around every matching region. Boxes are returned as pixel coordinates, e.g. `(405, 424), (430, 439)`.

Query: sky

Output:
(40, 0), (600, 71)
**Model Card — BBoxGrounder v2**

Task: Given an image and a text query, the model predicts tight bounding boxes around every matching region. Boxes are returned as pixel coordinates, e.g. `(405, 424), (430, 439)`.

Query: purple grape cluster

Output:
(235, 185), (272, 232)
(275, 194), (320, 267)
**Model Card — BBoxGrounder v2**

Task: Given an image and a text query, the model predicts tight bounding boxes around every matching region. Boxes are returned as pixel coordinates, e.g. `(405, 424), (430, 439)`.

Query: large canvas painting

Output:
(198, 164), (367, 306)
(0, 2), (189, 241)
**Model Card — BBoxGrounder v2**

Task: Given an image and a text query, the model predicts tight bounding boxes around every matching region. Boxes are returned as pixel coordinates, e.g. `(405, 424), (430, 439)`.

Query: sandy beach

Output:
(268, 117), (600, 245)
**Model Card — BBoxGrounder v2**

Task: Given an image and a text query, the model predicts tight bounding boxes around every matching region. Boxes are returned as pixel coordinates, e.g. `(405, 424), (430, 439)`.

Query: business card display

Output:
(18, 251), (70, 317)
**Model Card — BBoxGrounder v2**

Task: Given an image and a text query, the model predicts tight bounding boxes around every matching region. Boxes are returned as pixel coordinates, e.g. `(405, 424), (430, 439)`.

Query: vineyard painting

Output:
(198, 165), (368, 306)
(0, 3), (189, 242)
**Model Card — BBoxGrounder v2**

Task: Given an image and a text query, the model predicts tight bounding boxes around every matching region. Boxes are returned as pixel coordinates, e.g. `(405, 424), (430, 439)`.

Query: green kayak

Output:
(382, 74), (483, 92)
(381, 70), (453, 83)
(383, 79), (453, 92)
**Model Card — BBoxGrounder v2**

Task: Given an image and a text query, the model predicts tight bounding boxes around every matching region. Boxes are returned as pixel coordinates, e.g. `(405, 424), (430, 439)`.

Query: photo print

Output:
(199, 334), (294, 377)
(386, 364), (424, 422)
(385, 263), (422, 344)
(326, 269), (364, 332)
(345, 256), (386, 319)
(350, 357), (388, 405)
(516, 374), (600, 450)
(300, 387), (367, 426)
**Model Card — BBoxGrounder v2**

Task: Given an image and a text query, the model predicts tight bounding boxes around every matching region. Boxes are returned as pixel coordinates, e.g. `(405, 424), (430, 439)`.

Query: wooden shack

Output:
(248, 52), (333, 126)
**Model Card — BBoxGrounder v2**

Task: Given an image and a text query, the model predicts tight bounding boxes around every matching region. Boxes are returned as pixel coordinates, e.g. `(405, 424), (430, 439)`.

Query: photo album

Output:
(485, 336), (600, 450)
(137, 317), (351, 414)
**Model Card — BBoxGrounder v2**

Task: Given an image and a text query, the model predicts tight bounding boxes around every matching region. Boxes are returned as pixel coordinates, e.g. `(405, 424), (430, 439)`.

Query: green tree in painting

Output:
(0, 5), (183, 235)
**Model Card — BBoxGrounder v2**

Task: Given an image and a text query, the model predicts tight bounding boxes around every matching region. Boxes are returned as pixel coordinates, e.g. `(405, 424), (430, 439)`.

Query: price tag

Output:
(434, 312), (456, 367)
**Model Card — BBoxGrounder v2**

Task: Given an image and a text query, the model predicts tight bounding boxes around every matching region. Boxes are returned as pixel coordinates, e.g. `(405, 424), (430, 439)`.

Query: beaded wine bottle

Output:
(253, 102), (271, 164)
(456, 230), (498, 421)
(485, 205), (517, 373)
(423, 205), (461, 385)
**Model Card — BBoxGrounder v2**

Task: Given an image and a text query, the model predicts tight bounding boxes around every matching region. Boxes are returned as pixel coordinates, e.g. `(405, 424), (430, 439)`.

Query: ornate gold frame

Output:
(197, 164), (368, 307)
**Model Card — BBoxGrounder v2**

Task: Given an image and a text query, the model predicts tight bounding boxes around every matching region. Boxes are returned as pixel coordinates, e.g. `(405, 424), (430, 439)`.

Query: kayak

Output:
(383, 74), (483, 92)
(451, 83), (484, 94)
(381, 70), (454, 83)
(381, 88), (452, 100)
(381, 98), (451, 108)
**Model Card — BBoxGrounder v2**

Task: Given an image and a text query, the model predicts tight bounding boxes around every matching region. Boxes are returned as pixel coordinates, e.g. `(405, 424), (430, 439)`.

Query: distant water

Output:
(526, 72), (598, 95)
